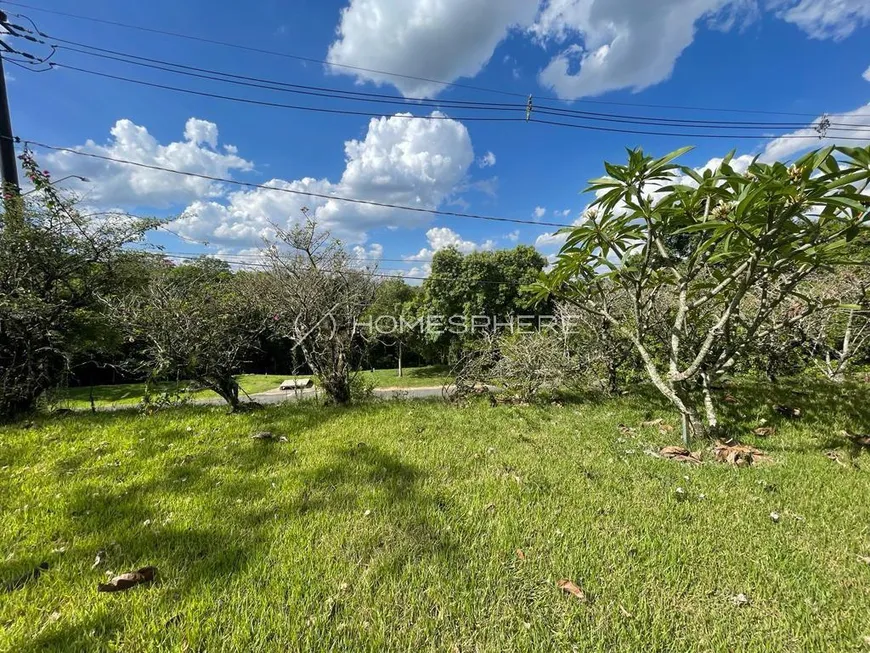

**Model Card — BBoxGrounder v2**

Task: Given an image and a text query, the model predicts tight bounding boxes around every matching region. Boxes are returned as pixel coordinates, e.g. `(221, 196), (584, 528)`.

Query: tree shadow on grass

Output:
(624, 377), (870, 447)
(21, 612), (125, 653)
(290, 443), (461, 579)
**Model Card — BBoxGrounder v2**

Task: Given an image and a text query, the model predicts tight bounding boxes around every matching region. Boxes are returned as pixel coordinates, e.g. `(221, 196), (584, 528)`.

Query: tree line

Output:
(2, 145), (868, 442)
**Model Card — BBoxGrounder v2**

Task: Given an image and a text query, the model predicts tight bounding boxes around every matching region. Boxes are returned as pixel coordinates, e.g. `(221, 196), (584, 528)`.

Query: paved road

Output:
(246, 385), (448, 405)
(81, 385), (453, 412)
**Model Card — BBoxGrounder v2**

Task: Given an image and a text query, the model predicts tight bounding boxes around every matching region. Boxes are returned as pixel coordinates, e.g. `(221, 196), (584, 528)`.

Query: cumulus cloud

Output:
(401, 226), (496, 278)
(174, 112), (475, 247)
(478, 151), (497, 168)
(533, 206), (547, 219)
(326, 0), (538, 97)
(505, 230), (520, 242)
(534, 0), (753, 99)
(535, 230), (568, 249)
(769, 0), (870, 40)
(44, 118), (253, 208)
(325, 0), (867, 101)
(864, 65), (870, 82)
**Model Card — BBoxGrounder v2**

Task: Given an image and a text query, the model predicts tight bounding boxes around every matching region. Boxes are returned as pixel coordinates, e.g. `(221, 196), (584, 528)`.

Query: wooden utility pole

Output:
(0, 11), (20, 191)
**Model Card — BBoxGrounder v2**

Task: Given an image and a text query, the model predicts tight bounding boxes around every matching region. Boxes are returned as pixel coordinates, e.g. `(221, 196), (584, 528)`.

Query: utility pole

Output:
(0, 10), (20, 192)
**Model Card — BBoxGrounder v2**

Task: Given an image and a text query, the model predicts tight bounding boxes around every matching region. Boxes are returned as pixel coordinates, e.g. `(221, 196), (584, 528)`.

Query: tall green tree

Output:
(421, 245), (550, 360)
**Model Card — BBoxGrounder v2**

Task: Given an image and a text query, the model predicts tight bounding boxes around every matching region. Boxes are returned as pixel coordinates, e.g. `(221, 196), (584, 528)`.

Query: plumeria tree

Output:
(536, 145), (870, 442)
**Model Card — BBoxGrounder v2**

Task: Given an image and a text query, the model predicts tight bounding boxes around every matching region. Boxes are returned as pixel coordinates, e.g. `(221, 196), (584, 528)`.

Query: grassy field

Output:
(2, 381), (869, 651)
(50, 366), (451, 410)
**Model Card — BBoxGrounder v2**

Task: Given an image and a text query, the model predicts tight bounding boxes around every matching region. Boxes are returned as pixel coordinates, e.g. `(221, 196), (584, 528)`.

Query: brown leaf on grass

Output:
(251, 431), (276, 441)
(723, 393), (739, 404)
(617, 424), (636, 436)
(753, 426), (776, 438)
(857, 555), (870, 565)
(843, 431), (870, 448)
(516, 549), (526, 561)
(557, 579), (586, 602)
(640, 419), (675, 435)
(712, 441), (771, 467)
(618, 604), (633, 618)
(97, 566), (156, 593)
(660, 446), (702, 465)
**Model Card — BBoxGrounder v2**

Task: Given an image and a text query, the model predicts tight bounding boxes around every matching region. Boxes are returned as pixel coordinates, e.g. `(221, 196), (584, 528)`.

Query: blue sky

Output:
(6, 0), (870, 275)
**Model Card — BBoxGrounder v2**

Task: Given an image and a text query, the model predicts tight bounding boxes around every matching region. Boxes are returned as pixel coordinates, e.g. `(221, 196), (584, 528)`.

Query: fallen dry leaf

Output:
(251, 431), (276, 441)
(731, 593), (750, 607)
(660, 446), (702, 465)
(617, 424), (636, 436)
(712, 441), (771, 466)
(91, 551), (105, 570)
(753, 426), (776, 438)
(857, 555), (870, 565)
(844, 431), (870, 448)
(825, 451), (849, 468)
(557, 579), (586, 602)
(97, 566), (156, 593)
(723, 393), (739, 404)
(658, 423), (675, 434)
(618, 604), (633, 618)
(516, 549), (526, 561)
(642, 419), (664, 427)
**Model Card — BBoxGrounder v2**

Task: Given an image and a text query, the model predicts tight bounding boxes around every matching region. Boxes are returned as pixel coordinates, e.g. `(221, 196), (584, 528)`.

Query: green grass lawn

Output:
(2, 381), (869, 651)
(51, 366), (450, 410)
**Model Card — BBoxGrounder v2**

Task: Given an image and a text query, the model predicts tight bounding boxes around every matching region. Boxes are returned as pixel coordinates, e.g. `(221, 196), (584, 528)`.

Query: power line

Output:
(4, 0), (868, 120)
(529, 117), (869, 140)
(0, 1), (525, 101)
(28, 62), (867, 142)
(34, 35), (869, 133)
(14, 137), (577, 229)
(45, 38), (519, 110)
(49, 63), (527, 125)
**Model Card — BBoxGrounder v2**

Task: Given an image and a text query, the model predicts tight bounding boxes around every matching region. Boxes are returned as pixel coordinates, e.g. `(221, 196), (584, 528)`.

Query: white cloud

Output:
(534, 0), (754, 99)
(44, 118), (253, 208)
(864, 65), (870, 82)
(352, 242), (385, 264)
(535, 230), (568, 249)
(183, 118), (220, 148)
(533, 206), (547, 219)
(174, 112), (475, 247)
(759, 102), (870, 162)
(769, 0), (870, 40)
(325, 0), (868, 102)
(326, 0), (538, 97)
(478, 151), (497, 168)
(402, 227), (496, 279)
(505, 230), (520, 242)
